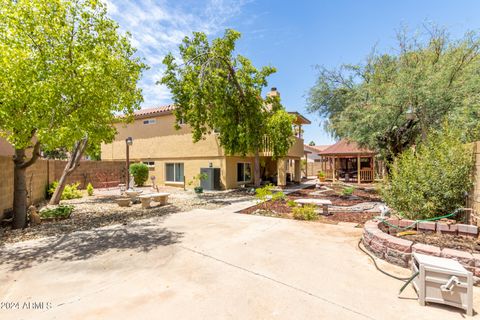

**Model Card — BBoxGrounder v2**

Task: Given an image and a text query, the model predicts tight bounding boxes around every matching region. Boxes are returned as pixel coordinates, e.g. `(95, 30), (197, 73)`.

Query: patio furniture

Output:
(294, 198), (332, 215)
(139, 192), (170, 209)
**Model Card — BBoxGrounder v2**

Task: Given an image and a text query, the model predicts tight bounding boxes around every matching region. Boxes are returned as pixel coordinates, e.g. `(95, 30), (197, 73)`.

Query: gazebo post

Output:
(372, 156), (375, 182)
(357, 155), (361, 184)
(332, 156), (336, 182)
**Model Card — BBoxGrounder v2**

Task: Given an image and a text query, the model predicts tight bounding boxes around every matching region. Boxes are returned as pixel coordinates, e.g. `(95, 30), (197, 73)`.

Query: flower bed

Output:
(362, 219), (480, 281)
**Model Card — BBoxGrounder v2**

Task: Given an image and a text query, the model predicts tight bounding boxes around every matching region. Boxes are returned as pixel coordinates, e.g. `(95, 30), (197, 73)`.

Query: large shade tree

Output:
(161, 29), (294, 186)
(0, 0), (146, 227)
(307, 27), (480, 164)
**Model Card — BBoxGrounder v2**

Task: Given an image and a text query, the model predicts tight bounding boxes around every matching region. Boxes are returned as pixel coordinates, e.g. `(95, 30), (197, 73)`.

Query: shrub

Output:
(341, 186), (355, 196)
(255, 184), (284, 211)
(317, 171), (325, 179)
(39, 205), (74, 219)
(382, 125), (474, 220)
(287, 199), (298, 208)
(86, 183), (94, 196)
(47, 181), (83, 200)
(129, 163), (149, 186)
(292, 204), (318, 220)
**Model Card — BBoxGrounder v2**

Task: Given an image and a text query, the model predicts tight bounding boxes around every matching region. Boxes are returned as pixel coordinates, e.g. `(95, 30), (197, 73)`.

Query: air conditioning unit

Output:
(411, 253), (473, 316)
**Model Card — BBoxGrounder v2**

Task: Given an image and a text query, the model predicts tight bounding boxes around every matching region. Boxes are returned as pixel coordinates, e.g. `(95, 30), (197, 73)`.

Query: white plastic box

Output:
(412, 253), (473, 316)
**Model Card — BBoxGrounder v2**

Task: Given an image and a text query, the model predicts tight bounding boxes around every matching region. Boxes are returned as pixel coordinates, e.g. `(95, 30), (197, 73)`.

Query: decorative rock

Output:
(437, 223), (458, 235)
(412, 243), (441, 256)
(441, 248), (474, 267)
(417, 221), (436, 232)
(457, 224), (479, 237)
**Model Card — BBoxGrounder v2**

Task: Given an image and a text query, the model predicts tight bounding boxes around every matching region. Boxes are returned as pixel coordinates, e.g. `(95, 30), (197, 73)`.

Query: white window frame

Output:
(143, 119), (156, 125)
(237, 162), (252, 183)
(143, 161), (155, 170)
(165, 162), (184, 183)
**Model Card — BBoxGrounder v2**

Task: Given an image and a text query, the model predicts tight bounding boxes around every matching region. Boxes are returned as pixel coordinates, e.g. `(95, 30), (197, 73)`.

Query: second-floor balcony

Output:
(260, 135), (304, 158)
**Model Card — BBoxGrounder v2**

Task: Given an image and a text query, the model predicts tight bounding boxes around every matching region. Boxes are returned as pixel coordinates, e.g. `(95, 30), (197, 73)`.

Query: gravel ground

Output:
(0, 187), (254, 244)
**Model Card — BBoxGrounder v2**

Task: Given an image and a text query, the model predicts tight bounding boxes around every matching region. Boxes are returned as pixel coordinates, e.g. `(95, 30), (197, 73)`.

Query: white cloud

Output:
(106, 0), (249, 107)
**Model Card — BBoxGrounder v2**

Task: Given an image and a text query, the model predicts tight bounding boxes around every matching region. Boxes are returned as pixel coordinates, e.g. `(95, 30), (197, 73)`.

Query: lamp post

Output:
(125, 137), (133, 189)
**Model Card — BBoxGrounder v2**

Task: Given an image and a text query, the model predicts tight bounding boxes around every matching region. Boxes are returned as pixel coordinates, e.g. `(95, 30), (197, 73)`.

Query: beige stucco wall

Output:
(101, 114), (224, 160)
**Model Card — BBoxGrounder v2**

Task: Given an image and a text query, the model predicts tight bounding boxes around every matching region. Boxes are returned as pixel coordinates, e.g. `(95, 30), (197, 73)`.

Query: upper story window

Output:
(143, 119), (156, 125)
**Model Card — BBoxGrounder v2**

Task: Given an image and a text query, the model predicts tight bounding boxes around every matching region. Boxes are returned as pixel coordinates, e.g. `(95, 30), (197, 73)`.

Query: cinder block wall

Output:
(0, 157), (125, 220)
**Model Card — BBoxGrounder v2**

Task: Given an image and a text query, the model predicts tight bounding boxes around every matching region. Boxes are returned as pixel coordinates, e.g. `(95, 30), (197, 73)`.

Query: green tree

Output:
(308, 141), (316, 146)
(0, 0), (146, 227)
(160, 29), (295, 186)
(382, 124), (474, 220)
(307, 26), (480, 164)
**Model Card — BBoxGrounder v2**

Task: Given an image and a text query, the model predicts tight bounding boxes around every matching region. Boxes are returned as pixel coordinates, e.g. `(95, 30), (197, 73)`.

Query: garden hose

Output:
(357, 238), (412, 281)
(376, 208), (462, 231)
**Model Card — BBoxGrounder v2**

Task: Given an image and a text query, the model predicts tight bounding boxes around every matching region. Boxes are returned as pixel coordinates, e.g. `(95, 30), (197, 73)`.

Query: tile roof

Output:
(133, 105), (176, 119)
(305, 144), (331, 152)
(318, 139), (376, 155)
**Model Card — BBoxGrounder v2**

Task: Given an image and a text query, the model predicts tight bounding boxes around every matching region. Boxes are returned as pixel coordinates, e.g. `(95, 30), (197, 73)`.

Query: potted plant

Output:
(317, 171), (326, 182)
(189, 173), (208, 194)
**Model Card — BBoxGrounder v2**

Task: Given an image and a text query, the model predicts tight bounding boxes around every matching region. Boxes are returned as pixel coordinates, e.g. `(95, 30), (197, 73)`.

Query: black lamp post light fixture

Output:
(125, 136), (133, 189)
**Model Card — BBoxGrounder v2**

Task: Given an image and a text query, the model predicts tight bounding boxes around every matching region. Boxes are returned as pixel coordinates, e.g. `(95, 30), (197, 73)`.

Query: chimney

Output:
(267, 87), (280, 98)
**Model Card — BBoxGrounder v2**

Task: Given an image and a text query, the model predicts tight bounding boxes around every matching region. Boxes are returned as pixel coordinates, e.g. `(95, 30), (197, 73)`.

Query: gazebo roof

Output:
(318, 139), (376, 156)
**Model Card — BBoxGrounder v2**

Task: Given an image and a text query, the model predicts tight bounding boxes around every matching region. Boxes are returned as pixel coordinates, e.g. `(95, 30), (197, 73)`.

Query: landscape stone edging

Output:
(362, 220), (480, 281)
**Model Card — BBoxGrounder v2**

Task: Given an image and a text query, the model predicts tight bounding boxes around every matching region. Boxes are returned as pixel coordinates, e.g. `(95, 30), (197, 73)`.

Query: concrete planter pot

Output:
(116, 198), (131, 207)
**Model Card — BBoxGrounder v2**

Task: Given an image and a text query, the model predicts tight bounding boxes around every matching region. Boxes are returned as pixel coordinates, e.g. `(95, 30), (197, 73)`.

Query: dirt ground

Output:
(239, 184), (380, 225)
(0, 187), (254, 244)
(379, 223), (480, 254)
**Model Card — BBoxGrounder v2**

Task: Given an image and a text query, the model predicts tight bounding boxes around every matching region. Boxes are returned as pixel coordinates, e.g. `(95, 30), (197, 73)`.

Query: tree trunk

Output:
(12, 142), (41, 229)
(254, 149), (261, 187)
(13, 160), (28, 229)
(49, 138), (88, 205)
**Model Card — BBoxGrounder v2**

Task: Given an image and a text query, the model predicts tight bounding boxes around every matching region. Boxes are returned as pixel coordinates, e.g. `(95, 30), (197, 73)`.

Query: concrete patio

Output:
(0, 206), (479, 319)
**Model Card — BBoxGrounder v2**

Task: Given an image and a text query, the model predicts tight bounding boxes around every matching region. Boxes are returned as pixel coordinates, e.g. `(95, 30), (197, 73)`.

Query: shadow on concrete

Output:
(0, 219), (182, 271)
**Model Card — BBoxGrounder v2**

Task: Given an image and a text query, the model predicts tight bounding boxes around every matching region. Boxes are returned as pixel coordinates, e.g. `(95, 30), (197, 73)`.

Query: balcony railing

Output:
(260, 136), (304, 158)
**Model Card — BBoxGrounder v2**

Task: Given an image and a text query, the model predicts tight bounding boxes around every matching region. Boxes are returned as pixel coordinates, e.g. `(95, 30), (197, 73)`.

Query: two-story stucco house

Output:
(101, 89), (310, 190)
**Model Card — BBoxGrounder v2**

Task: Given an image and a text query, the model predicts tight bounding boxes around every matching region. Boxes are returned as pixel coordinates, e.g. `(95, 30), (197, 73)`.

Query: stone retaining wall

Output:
(362, 220), (480, 281)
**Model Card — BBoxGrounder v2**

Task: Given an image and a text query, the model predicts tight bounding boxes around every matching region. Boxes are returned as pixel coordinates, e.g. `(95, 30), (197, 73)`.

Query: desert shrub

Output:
(382, 125), (474, 220)
(255, 184), (284, 211)
(47, 181), (83, 200)
(341, 186), (355, 196)
(39, 205), (74, 219)
(292, 204), (318, 220)
(87, 183), (94, 196)
(129, 163), (149, 186)
(287, 199), (298, 208)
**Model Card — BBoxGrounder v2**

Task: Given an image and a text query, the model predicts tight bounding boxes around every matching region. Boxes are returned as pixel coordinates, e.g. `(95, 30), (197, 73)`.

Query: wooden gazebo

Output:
(318, 139), (377, 184)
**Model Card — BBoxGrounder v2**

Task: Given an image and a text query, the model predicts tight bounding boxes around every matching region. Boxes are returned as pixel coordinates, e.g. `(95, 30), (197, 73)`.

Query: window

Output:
(143, 161), (155, 170)
(237, 162), (251, 182)
(165, 163), (184, 182)
(143, 119), (156, 125)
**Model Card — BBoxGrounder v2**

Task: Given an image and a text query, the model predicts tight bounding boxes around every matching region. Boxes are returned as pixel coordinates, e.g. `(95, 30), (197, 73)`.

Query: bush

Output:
(382, 125), (474, 220)
(287, 199), (298, 208)
(86, 183), (94, 196)
(129, 163), (149, 186)
(292, 204), (318, 220)
(255, 184), (284, 211)
(39, 205), (74, 219)
(47, 181), (83, 200)
(341, 186), (355, 196)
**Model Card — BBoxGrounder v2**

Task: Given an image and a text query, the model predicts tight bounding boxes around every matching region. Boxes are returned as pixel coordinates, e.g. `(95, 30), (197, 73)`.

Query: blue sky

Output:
(106, 0), (480, 146)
